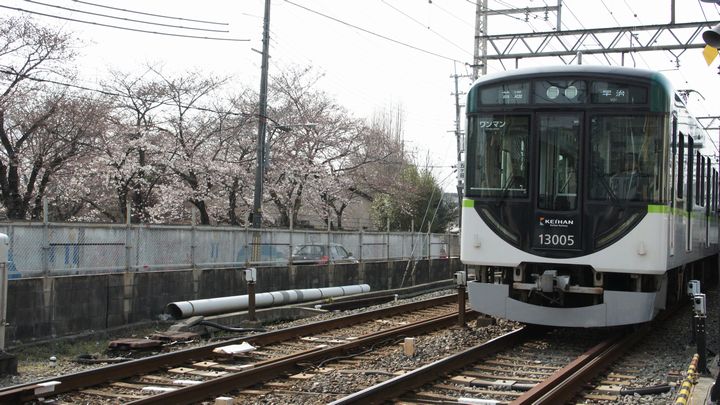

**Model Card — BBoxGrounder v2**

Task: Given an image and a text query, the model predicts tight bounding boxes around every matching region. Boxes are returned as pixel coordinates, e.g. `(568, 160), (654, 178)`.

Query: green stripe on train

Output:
(462, 199), (474, 208)
(648, 205), (670, 213)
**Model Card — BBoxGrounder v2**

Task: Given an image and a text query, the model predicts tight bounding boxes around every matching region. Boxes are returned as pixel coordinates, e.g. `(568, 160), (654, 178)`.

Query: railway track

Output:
(328, 326), (629, 404)
(329, 305), (686, 404)
(0, 293), (468, 404)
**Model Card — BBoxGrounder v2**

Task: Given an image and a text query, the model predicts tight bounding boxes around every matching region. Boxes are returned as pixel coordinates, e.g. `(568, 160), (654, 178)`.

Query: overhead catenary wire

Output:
(70, 0), (228, 26)
(0, 69), (255, 118)
(23, 0), (230, 33)
(282, 0), (466, 63)
(429, 1), (474, 29)
(0, 4), (249, 42)
(381, 0), (472, 56)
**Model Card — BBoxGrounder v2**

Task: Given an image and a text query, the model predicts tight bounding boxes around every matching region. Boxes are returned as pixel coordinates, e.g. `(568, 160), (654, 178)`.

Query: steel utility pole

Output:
(472, 0), (487, 80)
(451, 69), (469, 226)
(473, 1), (562, 79)
(253, 0), (271, 229)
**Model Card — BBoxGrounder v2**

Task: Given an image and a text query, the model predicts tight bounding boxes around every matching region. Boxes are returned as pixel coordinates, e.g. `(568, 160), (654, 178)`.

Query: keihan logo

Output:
(539, 217), (573, 227)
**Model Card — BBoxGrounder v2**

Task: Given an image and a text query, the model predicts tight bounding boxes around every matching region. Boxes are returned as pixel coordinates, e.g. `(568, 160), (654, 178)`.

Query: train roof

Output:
(472, 65), (673, 92)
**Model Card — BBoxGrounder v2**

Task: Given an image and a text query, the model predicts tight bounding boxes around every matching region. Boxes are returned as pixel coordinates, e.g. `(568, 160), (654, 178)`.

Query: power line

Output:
(380, 0), (472, 57)
(282, 0), (465, 63)
(0, 69), (254, 118)
(0, 4), (249, 42)
(70, 0), (228, 26)
(599, 0), (622, 26)
(23, 0), (229, 33)
(429, 1), (474, 29)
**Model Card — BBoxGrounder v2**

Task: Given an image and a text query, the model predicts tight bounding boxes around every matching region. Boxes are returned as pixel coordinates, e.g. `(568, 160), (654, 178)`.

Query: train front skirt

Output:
(468, 281), (665, 327)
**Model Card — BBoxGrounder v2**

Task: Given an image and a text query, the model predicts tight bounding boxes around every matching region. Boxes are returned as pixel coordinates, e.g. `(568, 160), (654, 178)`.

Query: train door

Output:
(533, 113), (582, 251)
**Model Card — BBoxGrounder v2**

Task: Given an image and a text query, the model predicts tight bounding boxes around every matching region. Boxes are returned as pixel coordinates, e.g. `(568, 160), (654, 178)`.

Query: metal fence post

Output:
(386, 218), (390, 261)
(0, 234), (9, 351)
(244, 223), (249, 267)
(427, 231), (432, 259)
(410, 220), (414, 260)
(191, 208), (197, 270)
(358, 227), (363, 262)
(289, 208), (294, 266)
(42, 198), (49, 276)
(125, 202), (131, 272)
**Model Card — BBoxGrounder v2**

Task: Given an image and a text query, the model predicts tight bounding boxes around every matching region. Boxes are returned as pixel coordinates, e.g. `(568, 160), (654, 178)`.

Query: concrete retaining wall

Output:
(4, 259), (459, 344)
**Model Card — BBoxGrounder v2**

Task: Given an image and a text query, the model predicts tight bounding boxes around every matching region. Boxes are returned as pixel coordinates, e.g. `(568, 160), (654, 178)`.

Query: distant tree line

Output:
(0, 16), (455, 232)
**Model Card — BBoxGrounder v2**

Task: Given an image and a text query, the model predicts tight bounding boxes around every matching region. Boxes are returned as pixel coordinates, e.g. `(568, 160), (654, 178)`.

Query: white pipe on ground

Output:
(166, 284), (371, 319)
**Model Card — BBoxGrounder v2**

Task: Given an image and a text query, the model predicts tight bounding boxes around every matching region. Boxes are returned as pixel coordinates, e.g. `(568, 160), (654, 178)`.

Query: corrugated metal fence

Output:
(0, 222), (459, 278)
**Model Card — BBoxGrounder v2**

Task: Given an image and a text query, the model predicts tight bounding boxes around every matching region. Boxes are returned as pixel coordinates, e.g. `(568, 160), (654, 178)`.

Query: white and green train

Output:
(461, 65), (719, 327)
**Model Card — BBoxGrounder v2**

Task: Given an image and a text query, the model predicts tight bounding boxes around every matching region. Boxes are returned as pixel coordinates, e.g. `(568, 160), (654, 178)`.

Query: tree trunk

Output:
(192, 199), (211, 225)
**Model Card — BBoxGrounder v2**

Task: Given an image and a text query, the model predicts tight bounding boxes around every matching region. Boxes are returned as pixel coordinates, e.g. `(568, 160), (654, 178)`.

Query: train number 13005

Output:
(537, 233), (575, 246)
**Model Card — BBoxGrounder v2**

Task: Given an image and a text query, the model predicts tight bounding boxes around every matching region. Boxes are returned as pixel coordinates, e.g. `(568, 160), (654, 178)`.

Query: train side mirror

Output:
(694, 293), (707, 315)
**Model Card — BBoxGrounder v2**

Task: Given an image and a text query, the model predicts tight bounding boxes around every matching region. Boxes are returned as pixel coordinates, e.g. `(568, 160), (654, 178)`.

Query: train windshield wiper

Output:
(591, 166), (620, 206)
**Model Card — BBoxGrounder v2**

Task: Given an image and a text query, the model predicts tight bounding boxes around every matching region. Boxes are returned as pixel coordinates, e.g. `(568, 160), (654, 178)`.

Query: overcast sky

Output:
(3, 0), (720, 191)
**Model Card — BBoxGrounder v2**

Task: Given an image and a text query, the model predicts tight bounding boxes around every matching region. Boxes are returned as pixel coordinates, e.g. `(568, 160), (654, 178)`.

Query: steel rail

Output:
(330, 303), (681, 405)
(519, 324), (651, 404)
(126, 308), (475, 404)
(0, 293), (460, 404)
(328, 326), (541, 405)
(522, 303), (686, 404)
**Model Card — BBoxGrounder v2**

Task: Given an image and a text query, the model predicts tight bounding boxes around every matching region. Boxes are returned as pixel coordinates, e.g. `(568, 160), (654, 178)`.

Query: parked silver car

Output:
(291, 243), (358, 264)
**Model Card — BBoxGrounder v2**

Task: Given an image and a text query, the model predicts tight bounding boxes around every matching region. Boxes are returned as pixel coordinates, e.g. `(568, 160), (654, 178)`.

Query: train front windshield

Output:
(465, 74), (668, 254)
(589, 115), (663, 202)
(467, 113), (663, 202)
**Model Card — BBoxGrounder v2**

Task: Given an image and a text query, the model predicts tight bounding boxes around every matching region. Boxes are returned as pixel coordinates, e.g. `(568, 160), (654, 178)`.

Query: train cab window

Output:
(537, 114), (580, 211)
(466, 115), (530, 198)
(589, 115), (663, 202)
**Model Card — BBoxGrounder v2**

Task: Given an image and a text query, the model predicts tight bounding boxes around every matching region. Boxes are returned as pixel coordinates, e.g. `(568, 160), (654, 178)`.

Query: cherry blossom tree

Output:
(96, 68), (172, 222)
(0, 16), (105, 220)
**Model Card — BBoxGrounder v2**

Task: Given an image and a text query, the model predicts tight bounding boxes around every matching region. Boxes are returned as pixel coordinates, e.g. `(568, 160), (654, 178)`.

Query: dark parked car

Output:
(291, 243), (358, 265)
(236, 245), (286, 264)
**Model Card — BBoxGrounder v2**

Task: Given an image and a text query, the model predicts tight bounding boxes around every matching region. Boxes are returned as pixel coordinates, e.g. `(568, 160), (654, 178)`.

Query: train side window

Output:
(677, 133), (685, 199)
(670, 116), (677, 207)
(701, 156), (706, 207)
(687, 137), (694, 212)
(714, 170), (719, 213)
(695, 152), (701, 205)
(706, 158), (711, 210)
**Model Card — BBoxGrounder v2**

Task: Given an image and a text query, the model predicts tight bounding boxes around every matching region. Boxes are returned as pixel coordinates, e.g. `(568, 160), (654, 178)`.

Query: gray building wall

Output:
(4, 259), (460, 344)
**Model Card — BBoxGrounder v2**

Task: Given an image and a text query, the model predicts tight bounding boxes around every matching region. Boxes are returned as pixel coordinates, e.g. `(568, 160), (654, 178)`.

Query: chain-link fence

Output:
(0, 222), (459, 278)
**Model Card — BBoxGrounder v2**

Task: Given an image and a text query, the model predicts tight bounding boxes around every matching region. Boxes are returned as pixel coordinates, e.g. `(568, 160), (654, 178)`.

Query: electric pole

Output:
(253, 0), (271, 229)
(451, 70), (469, 226)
